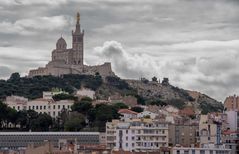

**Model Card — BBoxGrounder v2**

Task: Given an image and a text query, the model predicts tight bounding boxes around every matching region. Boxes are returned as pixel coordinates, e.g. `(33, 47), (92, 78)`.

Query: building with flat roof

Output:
(0, 132), (101, 150)
(168, 124), (198, 147)
(172, 144), (231, 154)
(106, 118), (168, 152)
(224, 95), (239, 111)
(4, 95), (74, 118)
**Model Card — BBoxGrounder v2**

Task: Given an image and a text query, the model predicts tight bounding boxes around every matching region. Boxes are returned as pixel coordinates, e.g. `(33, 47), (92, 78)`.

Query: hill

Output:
(124, 79), (223, 112)
(0, 73), (223, 113)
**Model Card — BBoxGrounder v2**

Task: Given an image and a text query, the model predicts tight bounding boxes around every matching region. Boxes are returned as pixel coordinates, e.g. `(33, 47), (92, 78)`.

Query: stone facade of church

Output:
(29, 12), (115, 78)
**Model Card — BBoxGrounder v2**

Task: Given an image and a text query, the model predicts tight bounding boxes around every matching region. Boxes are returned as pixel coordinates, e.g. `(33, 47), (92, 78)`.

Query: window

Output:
(48, 106), (51, 109)
(177, 150), (180, 154)
(210, 150), (213, 154)
(67, 105), (70, 109)
(53, 105), (55, 109)
(126, 143), (128, 147)
(17, 106), (20, 110)
(53, 111), (55, 116)
(132, 137), (135, 140)
(32, 106), (35, 109)
(126, 130), (128, 134)
(36, 106), (38, 110)
(184, 150), (189, 154)
(58, 105), (60, 109)
(200, 150), (205, 154)
(119, 143), (122, 149)
(63, 105), (65, 109)
(29, 106), (31, 110)
(192, 150), (195, 154)
(40, 106), (42, 110)
(132, 143), (135, 147)
(44, 106), (46, 110)
(126, 137), (128, 141)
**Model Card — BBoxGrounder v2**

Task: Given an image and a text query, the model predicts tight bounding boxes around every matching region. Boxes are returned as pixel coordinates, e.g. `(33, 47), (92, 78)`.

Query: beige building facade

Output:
(29, 12), (115, 78)
(4, 95), (74, 118)
(168, 124), (198, 147)
(224, 95), (239, 111)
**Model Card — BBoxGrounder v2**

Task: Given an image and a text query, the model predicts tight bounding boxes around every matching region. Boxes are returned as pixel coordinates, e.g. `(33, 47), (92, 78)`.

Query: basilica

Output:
(28, 12), (115, 77)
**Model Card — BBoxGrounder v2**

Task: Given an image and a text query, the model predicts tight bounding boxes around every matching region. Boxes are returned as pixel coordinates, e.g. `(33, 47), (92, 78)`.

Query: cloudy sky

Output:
(0, 0), (239, 101)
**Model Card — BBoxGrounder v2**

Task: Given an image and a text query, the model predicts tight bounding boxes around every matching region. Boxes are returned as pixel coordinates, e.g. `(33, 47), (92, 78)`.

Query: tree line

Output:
(0, 98), (143, 132)
(0, 73), (103, 100)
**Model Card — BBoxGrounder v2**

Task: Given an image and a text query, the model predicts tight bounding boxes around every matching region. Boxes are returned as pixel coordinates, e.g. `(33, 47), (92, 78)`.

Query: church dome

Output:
(56, 37), (67, 50)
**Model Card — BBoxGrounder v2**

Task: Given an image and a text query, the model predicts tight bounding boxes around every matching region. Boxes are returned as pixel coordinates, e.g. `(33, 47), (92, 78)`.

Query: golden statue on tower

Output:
(77, 12), (80, 24)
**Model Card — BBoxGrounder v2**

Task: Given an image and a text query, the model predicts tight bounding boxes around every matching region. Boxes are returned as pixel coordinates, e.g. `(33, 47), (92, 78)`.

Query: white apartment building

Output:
(172, 144), (231, 154)
(118, 109), (138, 121)
(137, 111), (158, 119)
(106, 118), (168, 152)
(4, 95), (74, 118)
(225, 111), (238, 131)
(27, 98), (74, 118)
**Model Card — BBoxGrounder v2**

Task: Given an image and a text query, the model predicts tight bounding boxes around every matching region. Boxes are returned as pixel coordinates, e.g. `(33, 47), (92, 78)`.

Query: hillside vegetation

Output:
(0, 73), (223, 113)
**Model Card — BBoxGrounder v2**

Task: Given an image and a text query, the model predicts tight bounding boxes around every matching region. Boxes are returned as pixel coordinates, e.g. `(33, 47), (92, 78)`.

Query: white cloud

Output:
(16, 16), (70, 31)
(90, 40), (239, 101)
(0, 21), (32, 35)
(0, 0), (239, 102)
(0, 16), (70, 35)
(0, 0), (67, 5)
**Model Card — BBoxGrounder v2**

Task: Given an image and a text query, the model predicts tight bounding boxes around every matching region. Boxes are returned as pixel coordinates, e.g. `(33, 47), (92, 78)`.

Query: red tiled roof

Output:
(223, 130), (239, 135)
(179, 107), (195, 116)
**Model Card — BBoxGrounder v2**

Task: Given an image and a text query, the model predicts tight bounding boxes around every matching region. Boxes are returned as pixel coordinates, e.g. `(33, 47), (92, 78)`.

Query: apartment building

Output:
(106, 118), (168, 152)
(0, 132), (101, 150)
(199, 115), (219, 147)
(223, 111), (239, 154)
(199, 112), (230, 148)
(27, 98), (74, 118)
(172, 144), (231, 154)
(4, 95), (74, 118)
(168, 124), (198, 147)
(224, 95), (239, 111)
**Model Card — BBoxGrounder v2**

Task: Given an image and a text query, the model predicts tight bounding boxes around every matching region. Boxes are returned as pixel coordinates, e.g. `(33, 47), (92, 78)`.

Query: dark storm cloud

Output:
(0, 0), (239, 101)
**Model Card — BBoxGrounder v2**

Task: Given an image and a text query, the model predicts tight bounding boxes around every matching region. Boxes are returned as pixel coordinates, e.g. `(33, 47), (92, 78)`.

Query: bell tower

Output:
(72, 12), (84, 65)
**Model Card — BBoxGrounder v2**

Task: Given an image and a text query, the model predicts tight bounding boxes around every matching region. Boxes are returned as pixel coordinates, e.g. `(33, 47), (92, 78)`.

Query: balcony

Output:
(135, 133), (167, 136)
